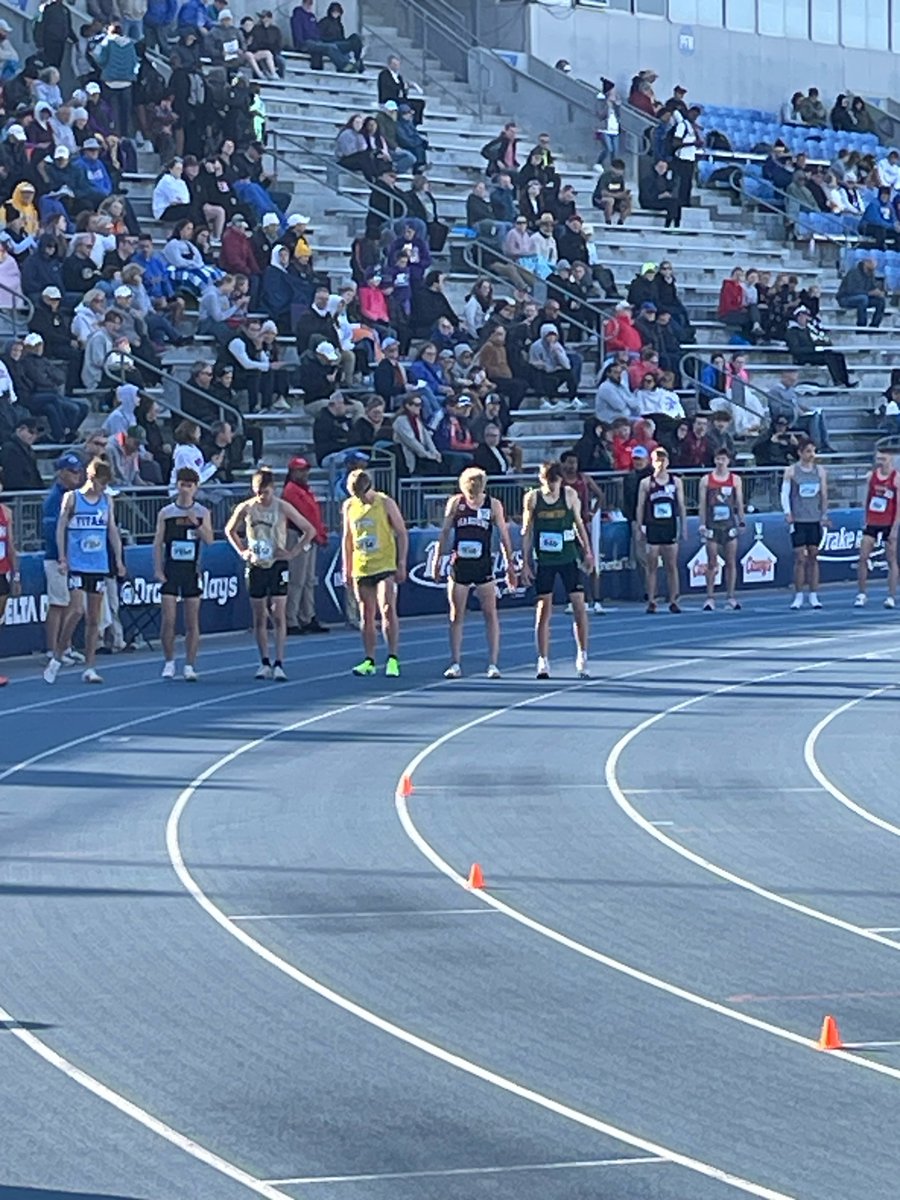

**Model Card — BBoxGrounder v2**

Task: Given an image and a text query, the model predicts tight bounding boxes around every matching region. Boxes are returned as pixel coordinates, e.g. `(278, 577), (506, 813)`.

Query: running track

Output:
(1, 589), (899, 1200)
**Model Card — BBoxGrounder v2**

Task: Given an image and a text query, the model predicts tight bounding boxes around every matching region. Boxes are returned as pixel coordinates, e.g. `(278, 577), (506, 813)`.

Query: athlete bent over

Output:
(154, 468), (214, 680)
(433, 466), (516, 679)
(342, 468), (408, 677)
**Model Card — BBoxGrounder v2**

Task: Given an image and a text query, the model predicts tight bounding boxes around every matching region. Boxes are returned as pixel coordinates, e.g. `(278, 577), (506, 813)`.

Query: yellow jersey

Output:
(346, 493), (397, 577)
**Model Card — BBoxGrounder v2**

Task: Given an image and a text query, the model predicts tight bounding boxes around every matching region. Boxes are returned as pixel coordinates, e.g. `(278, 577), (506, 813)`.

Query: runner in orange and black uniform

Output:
(854, 448), (900, 609)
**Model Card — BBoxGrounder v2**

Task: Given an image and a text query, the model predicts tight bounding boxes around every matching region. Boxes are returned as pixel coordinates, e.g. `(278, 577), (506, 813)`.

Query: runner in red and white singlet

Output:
(855, 448), (900, 609)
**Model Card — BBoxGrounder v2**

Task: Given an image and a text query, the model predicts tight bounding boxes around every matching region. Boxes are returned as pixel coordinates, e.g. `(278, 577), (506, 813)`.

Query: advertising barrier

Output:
(0, 510), (881, 659)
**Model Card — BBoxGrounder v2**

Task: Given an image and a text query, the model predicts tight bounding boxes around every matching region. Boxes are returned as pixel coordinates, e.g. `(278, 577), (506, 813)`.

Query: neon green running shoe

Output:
(352, 658), (376, 676)
(385, 655), (400, 678)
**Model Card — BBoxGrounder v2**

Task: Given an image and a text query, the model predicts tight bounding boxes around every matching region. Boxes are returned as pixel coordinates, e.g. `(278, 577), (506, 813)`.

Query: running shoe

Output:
(486, 664), (501, 679)
(443, 663), (462, 679)
(809, 595), (823, 610)
(162, 660), (176, 679)
(536, 656), (550, 679)
(62, 648), (85, 665)
(352, 658), (376, 676)
(703, 599), (715, 612)
(668, 601), (682, 614)
(885, 597), (896, 609)
(385, 656), (400, 678)
(790, 595), (804, 610)
(593, 601), (606, 615)
(272, 665), (288, 681)
(854, 593), (867, 608)
(255, 664), (273, 680)
(726, 598), (742, 611)
(82, 668), (103, 684)
(576, 650), (590, 679)
(43, 657), (61, 685)
(645, 601), (657, 614)
(564, 602), (573, 614)
(183, 665), (198, 682)
(0, 675), (7, 687)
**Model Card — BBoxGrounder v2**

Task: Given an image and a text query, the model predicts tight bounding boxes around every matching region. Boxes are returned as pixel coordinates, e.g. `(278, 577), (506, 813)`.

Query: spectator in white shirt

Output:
(876, 150), (900, 191)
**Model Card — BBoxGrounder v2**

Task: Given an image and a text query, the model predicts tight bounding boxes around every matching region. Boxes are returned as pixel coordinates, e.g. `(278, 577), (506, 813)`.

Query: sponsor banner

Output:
(0, 511), (882, 658)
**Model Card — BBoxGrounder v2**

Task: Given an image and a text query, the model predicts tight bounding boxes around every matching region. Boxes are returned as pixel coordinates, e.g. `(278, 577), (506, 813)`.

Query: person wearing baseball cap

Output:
(31, 283), (85, 391)
(21, 332), (90, 442)
(283, 455), (329, 634)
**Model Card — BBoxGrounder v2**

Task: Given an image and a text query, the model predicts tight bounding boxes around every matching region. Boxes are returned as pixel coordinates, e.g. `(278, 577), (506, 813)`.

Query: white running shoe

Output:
(486, 664), (501, 679)
(885, 596), (896, 610)
(853, 593), (867, 608)
(809, 594), (823, 609)
(62, 648), (85, 665)
(703, 599), (715, 612)
(255, 664), (273, 680)
(43, 657), (61, 684)
(183, 665), (198, 682)
(536, 656), (550, 679)
(162, 660), (176, 679)
(790, 595), (804, 610)
(82, 668), (103, 684)
(443, 662), (462, 679)
(564, 602), (573, 614)
(576, 650), (589, 679)
(593, 601), (606, 615)
(272, 665), (288, 681)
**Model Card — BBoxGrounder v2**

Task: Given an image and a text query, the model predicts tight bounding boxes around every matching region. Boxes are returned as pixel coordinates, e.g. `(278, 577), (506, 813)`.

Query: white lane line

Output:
(167, 660), (797, 1200)
(0, 1001), (293, 1199)
(229, 908), (500, 921)
(392, 635), (900, 1091)
(803, 686), (900, 844)
(626, 787), (825, 795)
(869, 928), (900, 934)
(264, 1155), (667, 1185)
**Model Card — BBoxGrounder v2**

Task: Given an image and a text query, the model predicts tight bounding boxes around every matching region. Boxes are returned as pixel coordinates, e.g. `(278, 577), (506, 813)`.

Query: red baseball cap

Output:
(288, 456), (310, 470)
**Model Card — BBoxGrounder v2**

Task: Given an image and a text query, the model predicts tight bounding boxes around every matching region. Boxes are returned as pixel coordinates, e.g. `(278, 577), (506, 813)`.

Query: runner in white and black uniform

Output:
(637, 447), (686, 613)
(153, 467), (213, 681)
(433, 466), (516, 679)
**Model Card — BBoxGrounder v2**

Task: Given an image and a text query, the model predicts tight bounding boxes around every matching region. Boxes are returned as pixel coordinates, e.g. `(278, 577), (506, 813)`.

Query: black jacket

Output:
(29, 303), (73, 359)
(298, 351), (340, 405)
(410, 287), (458, 338)
(0, 433), (43, 490)
(63, 252), (103, 294)
(21, 354), (65, 400)
(554, 228), (589, 265)
(295, 307), (338, 355)
(466, 194), (493, 226)
(313, 407), (353, 462)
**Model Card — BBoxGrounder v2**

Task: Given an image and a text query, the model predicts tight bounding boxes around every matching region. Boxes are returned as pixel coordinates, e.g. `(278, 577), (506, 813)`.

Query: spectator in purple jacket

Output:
(290, 0), (353, 71)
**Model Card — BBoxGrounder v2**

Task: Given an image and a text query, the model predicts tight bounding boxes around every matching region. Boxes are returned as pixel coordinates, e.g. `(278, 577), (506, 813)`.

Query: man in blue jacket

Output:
(290, 0), (352, 70)
(177, 0), (211, 34)
(73, 138), (113, 209)
(143, 0), (178, 54)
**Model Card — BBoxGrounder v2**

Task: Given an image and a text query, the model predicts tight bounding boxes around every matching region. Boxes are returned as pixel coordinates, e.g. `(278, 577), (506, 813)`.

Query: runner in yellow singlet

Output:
(342, 468), (408, 677)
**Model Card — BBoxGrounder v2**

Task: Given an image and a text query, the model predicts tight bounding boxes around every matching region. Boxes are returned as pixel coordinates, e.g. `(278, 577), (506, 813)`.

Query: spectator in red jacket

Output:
(603, 301), (642, 354)
(628, 346), (661, 392)
(220, 214), (261, 304)
(610, 415), (637, 470)
(717, 266), (763, 341)
(283, 455), (330, 635)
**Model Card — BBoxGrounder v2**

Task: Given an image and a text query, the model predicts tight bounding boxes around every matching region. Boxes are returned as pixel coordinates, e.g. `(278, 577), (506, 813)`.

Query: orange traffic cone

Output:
(400, 774), (414, 798)
(817, 1014), (844, 1050)
(467, 863), (485, 889)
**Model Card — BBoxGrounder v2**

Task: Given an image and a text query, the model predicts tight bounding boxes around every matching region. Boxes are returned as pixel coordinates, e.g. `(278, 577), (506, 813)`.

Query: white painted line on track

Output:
(165, 654), (799, 1200)
(229, 908), (500, 921)
(264, 1155), (667, 1185)
(627, 787), (824, 795)
(869, 928), (900, 934)
(0, 1005), (294, 1199)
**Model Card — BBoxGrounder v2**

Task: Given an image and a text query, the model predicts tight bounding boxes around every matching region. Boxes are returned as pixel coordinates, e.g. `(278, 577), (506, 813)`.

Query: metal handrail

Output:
(728, 165), (862, 255)
(268, 129), (409, 224)
(106, 350), (244, 434)
(680, 349), (782, 425)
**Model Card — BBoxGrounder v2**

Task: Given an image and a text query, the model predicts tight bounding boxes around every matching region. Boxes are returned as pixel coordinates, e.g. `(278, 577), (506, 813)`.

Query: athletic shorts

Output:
(68, 571), (106, 594)
(162, 565), (202, 599)
(356, 569), (396, 590)
(44, 559), (71, 607)
(450, 558), (493, 588)
(645, 524), (678, 547)
(707, 525), (737, 547)
(791, 522), (822, 549)
(534, 559), (582, 597)
(247, 560), (289, 599)
(863, 524), (894, 542)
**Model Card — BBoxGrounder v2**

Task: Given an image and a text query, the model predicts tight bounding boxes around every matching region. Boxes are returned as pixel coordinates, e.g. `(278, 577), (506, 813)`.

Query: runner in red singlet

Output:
(855, 448), (899, 609)
(0, 487), (21, 685)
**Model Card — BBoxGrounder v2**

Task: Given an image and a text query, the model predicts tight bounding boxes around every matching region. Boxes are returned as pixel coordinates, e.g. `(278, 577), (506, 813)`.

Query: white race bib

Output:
(171, 540), (197, 561)
(652, 500), (673, 520)
(798, 481), (820, 499)
(355, 534), (377, 552)
(539, 531), (564, 553)
(713, 504), (730, 523)
(250, 537), (274, 562)
(457, 540), (483, 559)
(0, 539), (5, 560)
(869, 495), (889, 514)
(81, 534), (104, 553)
(477, 507), (491, 521)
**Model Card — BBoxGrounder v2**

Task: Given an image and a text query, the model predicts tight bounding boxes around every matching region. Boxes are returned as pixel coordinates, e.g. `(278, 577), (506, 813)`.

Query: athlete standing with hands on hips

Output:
(783, 440), (829, 610)
(699, 448), (745, 612)
(0, 477), (20, 686)
(226, 468), (315, 680)
(854, 447), (900, 609)
(433, 466), (517, 679)
(48, 457), (126, 685)
(521, 460), (593, 680)
(637, 446), (687, 614)
(154, 467), (214, 681)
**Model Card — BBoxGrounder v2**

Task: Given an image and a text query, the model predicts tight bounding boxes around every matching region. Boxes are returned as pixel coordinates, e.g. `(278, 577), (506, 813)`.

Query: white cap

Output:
(23, 332), (43, 346)
(219, 6), (233, 15)
(42, 286), (62, 299)
(7, 124), (25, 141)
(260, 319), (278, 334)
(316, 341), (340, 362)
(114, 285), (132, 299)
(86, 81), (101, 94)
(0, 19), (13, 32)
(262, 212), (279, 226)
(54, 145), (70, 159)
(287, 213), (310, 226)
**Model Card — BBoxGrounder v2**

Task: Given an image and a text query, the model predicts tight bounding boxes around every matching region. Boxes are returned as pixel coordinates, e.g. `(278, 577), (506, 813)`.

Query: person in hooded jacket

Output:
(21, 235), (65, 302)
(261, 243), (304, 333)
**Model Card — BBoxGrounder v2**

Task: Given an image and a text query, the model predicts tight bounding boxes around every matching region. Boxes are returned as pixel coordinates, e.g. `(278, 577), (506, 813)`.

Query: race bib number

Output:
(478, 507), (491, 522)
(0, 538), (5, 560)
(250, 537), (274, 563)
(171, 540), (197, 561)
(81, 534), (104, 553)
(652, 500), (673, 520)
(798, 482), (819, 499)
(68, 574), (82, 589)
(223, 37), (239, 55)
(713, 504), (730, 523)
(869, 495), (889, 514)
(280, 568), (290, 585)
(457, 540), (482, 559)
(355, 534), (377, 552)
(539, 531), (564, 553)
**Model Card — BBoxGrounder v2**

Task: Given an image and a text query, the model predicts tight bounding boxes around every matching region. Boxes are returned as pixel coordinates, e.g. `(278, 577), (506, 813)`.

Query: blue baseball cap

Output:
(55, 451), (83, 471)
(631, 445), (650, 458)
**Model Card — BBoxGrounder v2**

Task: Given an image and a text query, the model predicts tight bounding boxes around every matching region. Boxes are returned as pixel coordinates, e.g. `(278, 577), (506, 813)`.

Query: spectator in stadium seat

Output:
(481, 123), (520, 182)
(837, 257), (886, 328)
(628, 69), (661, 117)
(490, 173), (517, 225)
(396, 103), (428, 173)
(410, 270), (460, 340)
(595, 360), (639, 423)
(21, 333), (88, 441)
(378, 54), (425, 126)
(404, 175), (446, 251)
(313, 391), (354, 466)
(717, 266), (762, 341)
(830, 94), (855, 133)
(314, 2), (362, 72)
(474, 325), (527, 409)
(876, 149), (900, 190)
(641, 160), (681, 229)
(592, 158), (632, 225)
(364, 168), (406, 240)
(682, 413), (713, 468)
(291, 0), (353, 69)
(529, 323), (578, 409)
(753, 415), (801, 467)
(652, 261), (693, 344)
(798, 87), (827, 127)
(851, 96), (874, 134)
(555, 213), (589, 265)
(21, 234), (64, 304)
(552, 183), (577, 225)
(462, 277), (494, 340)
(780, 92), (804, 124)
(392, 392), (444, 474)
(859, 189), (900, 249)
(626, 262), (657, 311)
(30, 286), (82, 390)
(0, 416), (43, 487)
(603, 302), (641, 355)
(786, 169), (819, 230)
(375, 103), (416, 177)
(767, 367), (833, 450)
(706, 408), (736, 460)
(785, 307), (853, 388)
